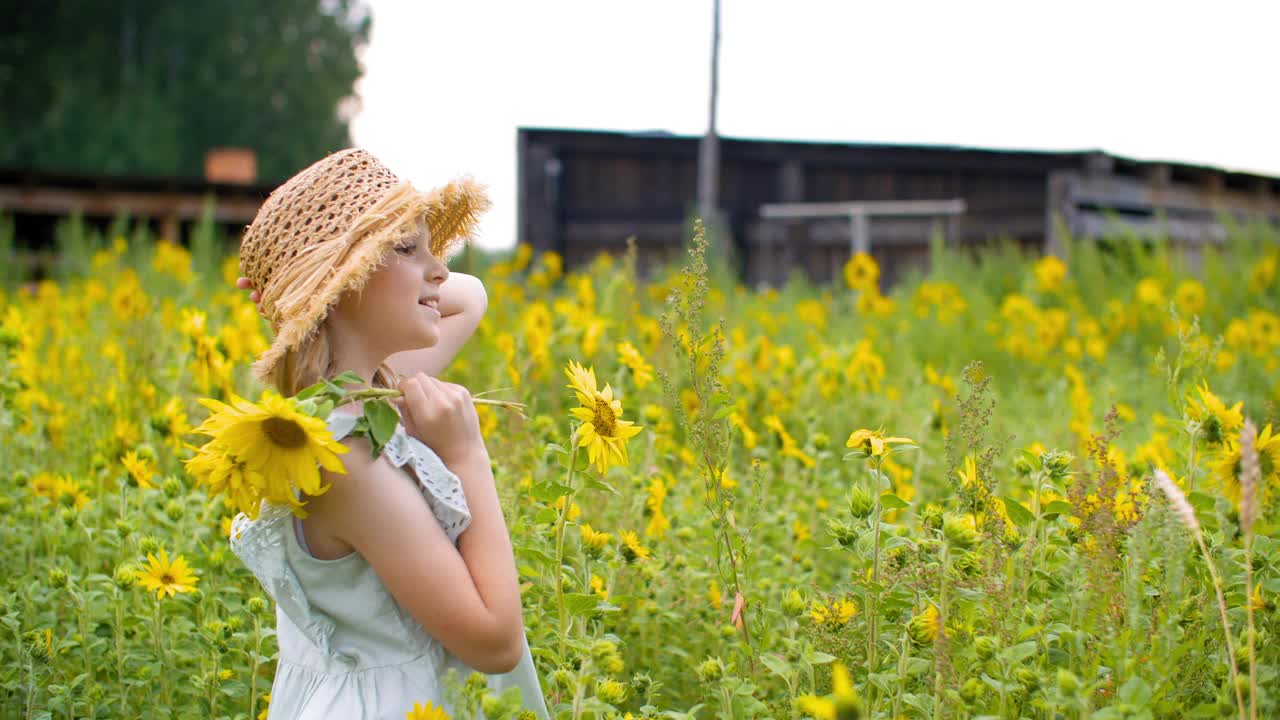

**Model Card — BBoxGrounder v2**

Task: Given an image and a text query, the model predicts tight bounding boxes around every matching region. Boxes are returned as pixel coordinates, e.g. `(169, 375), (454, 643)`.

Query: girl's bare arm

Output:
(317, 435), (525, 674)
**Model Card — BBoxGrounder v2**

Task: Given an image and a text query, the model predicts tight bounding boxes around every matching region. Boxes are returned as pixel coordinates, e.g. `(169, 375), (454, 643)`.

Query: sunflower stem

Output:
(249, 610), (262, 720)
(554, 428), (580, 663)
(152, 600), (172, 707)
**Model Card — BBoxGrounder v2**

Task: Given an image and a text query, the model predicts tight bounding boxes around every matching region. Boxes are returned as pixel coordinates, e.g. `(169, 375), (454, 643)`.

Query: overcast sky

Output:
(349, 0), (1278, 251)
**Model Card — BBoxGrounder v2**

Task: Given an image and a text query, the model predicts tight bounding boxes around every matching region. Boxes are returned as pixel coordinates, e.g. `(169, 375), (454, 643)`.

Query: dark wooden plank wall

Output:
(516, 129), (1280, 288)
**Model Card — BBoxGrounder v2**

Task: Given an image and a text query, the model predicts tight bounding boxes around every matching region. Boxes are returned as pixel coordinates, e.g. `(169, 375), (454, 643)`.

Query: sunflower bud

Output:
(782, 589), (806, 617)
(590, 639), (618, 665)
(960, 677), (985, 703)
(47, 567), (69, 588)
(247, 596), (269, 614)
(696, 656), (725, 683)
(943, 515), (979, 549)
(163, 499), (184, 522)
(827, 519), (859, 548)
(920, 504), (943, 530)
(595, 678), (628, 705)
(552, 668), (575, 691)
(480, 693), (503, 717)
(112, 563), (138, 591)
(974, 636), (998, 660)
(162, 476), (183, 497)
(953, 550), (982, 577)
(114, 519), (135, 538)
(1014, 668), (1039, 689)
(1056, 669), (1079, 695)
(465, 671), (488, 695)
(848, 485), (875, 519)
(139, 535), (161, 556)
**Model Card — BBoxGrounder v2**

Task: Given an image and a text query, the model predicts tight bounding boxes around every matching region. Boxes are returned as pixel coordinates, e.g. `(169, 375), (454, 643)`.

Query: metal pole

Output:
(697, 0), (721, 227)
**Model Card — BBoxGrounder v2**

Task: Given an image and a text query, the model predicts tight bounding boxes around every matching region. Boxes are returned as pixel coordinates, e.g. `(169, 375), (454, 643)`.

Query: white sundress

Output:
(229, 411), (551, 719)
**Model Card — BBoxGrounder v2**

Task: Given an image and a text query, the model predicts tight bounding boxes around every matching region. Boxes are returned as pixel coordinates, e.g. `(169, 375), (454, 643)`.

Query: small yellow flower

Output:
(618, 530), (650, 563)
(136, 549), (199, 599)
(846, 428), (915, 457)
(957, 455), (980, 488)
(809, 597), (857, 626)
(843, 253), (879, 292)
(796, 661), (863, 719)
(579, 524), (612, 552)
(405, 700), (451, 720)
(908, 603), (940, 645)
(121, 450), (156, 489)
(564, 360), (644, 474)
(616, 341), (655, 389)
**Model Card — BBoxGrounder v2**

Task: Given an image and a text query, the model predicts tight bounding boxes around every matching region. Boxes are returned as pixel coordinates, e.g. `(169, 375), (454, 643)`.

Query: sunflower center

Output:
(263, 416), (308, 449)
(160, 573), (175, 585)
(592, 398), (617, 437)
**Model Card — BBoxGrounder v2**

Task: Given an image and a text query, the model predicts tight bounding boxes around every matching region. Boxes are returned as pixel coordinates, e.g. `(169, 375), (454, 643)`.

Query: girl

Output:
(228, 148), (550, 719)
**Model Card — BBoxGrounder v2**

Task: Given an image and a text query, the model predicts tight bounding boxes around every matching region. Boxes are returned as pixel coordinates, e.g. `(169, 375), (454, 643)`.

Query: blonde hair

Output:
(270, 322), (402, 399)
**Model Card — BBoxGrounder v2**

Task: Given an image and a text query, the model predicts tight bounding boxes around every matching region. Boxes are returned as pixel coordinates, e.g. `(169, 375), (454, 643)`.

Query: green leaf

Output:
(1043, 500), (1074, 517)
(1018, 449), (1043, 471)
(330, 370), (366, 387)
(1001, 497), (1035, 527)
(712, 405), (735, 420)
(805, 650), (837, 665)
(883, 535), (915, 551)
(760, 654), (792, 679)
(530, 481), (573, 503)
(879, 492), (910, 510)
(295, 380), (326, 401)
(583, 477), (621, 495)
(562, 593), (602, 618)
(364, 399), (399, 450)
(544, 443), (569, 456)
(1187, 491), (1215, 511)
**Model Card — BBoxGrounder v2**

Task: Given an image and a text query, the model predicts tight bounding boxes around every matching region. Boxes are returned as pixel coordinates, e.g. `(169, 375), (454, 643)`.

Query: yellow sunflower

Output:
(618, 529), (651, 563)
(184, 442), (269, 518)
(136, 548), (199, 599)
(405, 701), (450, 720)
(564, 360), (643, 474)
(796, 661), (863, 720)
(846, 428), (915, 457)
(1187, 381), (1244, 445)
(1213, 423), (1279, 508)
(120, 450), (156, 489)
(187, 390), (349, 517)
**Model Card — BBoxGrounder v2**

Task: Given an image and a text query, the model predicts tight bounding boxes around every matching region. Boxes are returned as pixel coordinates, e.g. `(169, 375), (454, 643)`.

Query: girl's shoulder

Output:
(321, 410), (472, 546)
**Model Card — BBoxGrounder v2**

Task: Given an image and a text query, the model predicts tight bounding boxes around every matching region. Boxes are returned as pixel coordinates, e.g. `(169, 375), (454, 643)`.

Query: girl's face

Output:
(331, 219), (448, 356)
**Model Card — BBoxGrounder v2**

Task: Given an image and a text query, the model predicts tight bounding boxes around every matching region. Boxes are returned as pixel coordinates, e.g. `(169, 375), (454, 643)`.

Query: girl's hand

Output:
(235, 276), (266, 318)
(392, 371), (486, 466)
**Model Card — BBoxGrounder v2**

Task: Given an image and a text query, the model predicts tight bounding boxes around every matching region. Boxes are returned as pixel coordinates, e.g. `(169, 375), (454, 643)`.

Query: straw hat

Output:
(239, 148), (490, 384)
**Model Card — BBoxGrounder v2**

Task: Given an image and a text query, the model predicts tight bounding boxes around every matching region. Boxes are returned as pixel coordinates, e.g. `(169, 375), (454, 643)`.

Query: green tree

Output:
(0, 0), (371, 182)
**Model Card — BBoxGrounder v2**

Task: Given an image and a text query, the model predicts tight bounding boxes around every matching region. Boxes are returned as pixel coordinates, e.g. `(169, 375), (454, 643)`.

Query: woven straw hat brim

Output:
(248, 176), (490, 385)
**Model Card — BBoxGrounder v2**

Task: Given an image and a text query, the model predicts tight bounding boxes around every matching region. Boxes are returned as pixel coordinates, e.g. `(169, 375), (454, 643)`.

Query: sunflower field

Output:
(2, 213), (1279, 720)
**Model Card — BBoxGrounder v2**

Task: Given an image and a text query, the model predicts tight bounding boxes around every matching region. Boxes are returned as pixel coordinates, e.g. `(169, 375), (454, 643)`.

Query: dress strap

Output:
(326, 411), (360, 442)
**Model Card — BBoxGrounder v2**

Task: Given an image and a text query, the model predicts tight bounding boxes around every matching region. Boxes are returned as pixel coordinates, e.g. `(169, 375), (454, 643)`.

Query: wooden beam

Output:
(759, 199), (966, 219)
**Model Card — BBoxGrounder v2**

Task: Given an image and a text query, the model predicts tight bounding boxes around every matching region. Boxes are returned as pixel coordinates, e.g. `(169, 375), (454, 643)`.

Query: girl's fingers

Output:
(236, 276), (252, 289)
(250, 290), (261, 303)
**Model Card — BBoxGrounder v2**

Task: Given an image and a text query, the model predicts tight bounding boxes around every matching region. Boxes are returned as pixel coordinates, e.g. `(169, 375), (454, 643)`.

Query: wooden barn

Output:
(517, 127), (1280, 287)
(0, 149), (269, 277)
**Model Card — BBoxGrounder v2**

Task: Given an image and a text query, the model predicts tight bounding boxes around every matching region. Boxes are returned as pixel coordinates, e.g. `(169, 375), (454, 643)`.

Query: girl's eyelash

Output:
(396, 243), (416, 254)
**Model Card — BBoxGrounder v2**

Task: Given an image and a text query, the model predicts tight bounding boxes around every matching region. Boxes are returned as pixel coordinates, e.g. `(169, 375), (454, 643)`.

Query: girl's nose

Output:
(425, 253), (449, 284)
